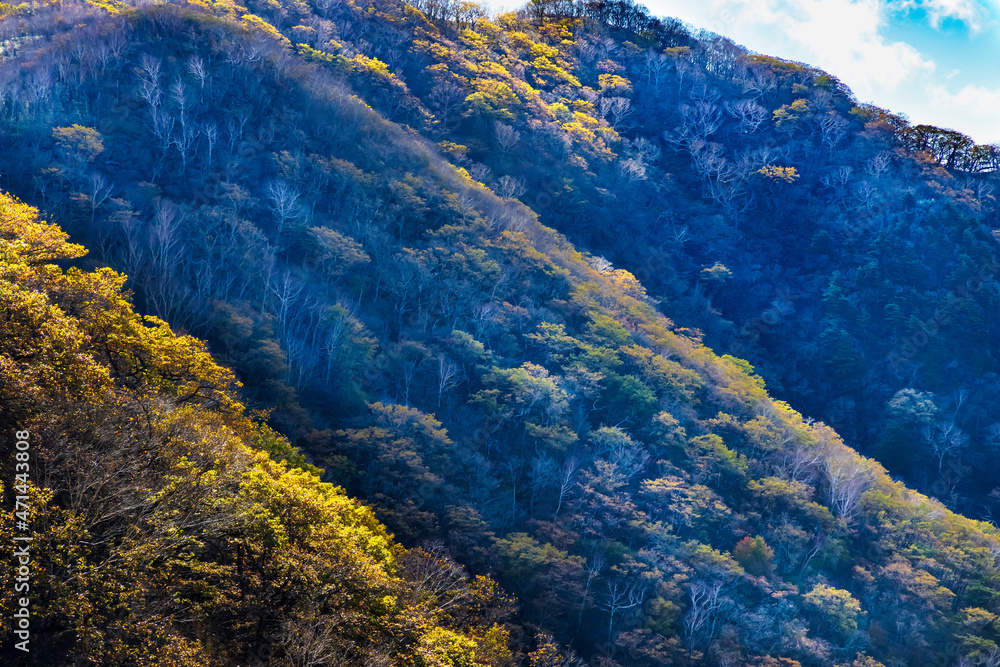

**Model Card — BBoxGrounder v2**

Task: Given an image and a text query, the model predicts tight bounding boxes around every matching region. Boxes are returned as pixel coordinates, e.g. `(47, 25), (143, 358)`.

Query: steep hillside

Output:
(0, 194), (522, 665)
(1, 1), (1000, 666)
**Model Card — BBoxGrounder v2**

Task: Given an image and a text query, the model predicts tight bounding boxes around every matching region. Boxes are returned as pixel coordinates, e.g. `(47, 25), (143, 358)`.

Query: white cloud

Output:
(653, 0), (936, 98)
(891, 0), (992, 32)
(922, 82), (1000, 140)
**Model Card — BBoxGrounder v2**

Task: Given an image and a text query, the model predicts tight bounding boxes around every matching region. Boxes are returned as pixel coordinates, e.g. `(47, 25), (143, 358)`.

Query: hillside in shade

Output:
(0, 194), (523, 665)
(1, 0), (1000, 665)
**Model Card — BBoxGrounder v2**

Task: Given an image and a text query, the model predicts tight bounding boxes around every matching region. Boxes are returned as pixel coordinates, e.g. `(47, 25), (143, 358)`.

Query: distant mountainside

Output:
(2, 0), (1000, 665)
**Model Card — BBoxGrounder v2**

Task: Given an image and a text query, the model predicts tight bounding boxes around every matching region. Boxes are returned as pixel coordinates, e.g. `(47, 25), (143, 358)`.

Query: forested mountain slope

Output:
(0, 195), (518, 665)
(2, 0), (1000, 665)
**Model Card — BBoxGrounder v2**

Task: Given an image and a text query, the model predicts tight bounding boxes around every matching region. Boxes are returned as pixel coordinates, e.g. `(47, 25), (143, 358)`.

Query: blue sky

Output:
(485, 0), (1000, 143)
(637, 0), (1000, 143)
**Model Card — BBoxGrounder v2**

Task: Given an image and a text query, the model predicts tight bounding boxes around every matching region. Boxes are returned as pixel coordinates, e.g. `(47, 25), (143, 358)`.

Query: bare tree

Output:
(821, 165), (854, 205)
(866, 152), (892, 180)
(674, 56), (694, 93)
(145, 199), (193, 326)
(88, 173), (113, 224)
(683, 580), (722, 649)
(618, 158), (646, 184)
(321, 308), (349, 384)
(600, 572), (647, 644)
(279, 610), (350, 667)
(978, 646), (1000, 667)
(26, 68), (54, 117)
(922, 421), (970, 473)
(225, 113), (249, 155)
(148, 198), (182, 271)
(953, 388), (969, 418)
(854, 180), (880, 212)
(429, 81), (465, 128)
(493, 121), (520, 154)
(689, 139), (731, 191)
(739, 65), (776, 99)
(594, 428), (649, 482)
(201, 121), (219, 170)
(136, 54), (162, 109)
(667, 225), (692, 246)
(496, 175), (526, 200)
(598, 96), (633, 130)
(436, 353), (461, 407)
(968, 178), (996, 203)
(392, 341), (428, 405)
(284, 333), (318, 390)
(630, 136), (661, 164)
(187, 54), (208, 101)
(169, 79), (195, 175)
(468, 163), (492, 183)
(987, 423), (1000, 451)
(504, 454), (524, 522)
(174, 122), (198, 175)
(824, 454), (873, 520)
(399, 544), (471, 613)
(554, 456), (578, 521)
(117, 210), (146, 282)
(777, 447), (823, 484)
(170, 79), (189, 128)
(95, 198), (133, 261)
(725, 98), (767, 134)
(265, 179), (305, 246)
(679, 101), (722, 141)
(149, 107), (175, 173)
(643, 49), (670, 93)
(269, 270), (304, 340)
(106, 24), (130, 61)
(817, 112), (849, 153)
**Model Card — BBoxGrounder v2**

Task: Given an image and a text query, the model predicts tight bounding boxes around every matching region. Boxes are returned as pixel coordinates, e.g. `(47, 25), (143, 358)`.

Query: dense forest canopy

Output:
(0, 193), (522, 665)
(2, 0), (1000, 665)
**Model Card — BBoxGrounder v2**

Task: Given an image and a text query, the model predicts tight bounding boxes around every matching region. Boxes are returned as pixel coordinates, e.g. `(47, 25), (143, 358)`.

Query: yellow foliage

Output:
(418, 626), (484, 666)
(239, 13), (292, 47)
(757, 165), (800, 183)
(0, 194), (86, 263)
(53, 124), (104, 162)
(415, 38), (455, 60)
(85, 0), (122, 14)
(528, 41), (558, 59)
(459, 28), (489, 49)
(465, 78), (521, 121)
(598, 73), (632, 95)
(803, 584), (863, 634)
(290, 24), (316, 40)
(548, 101), (571, 123)
(531, 55), (580, 87)
(296, 43), (335, 62)
(507, 30), (533, 49)
(352, 53), (393, 78)
(537, 18), (577, 40)
(772, 99), (811, 129)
